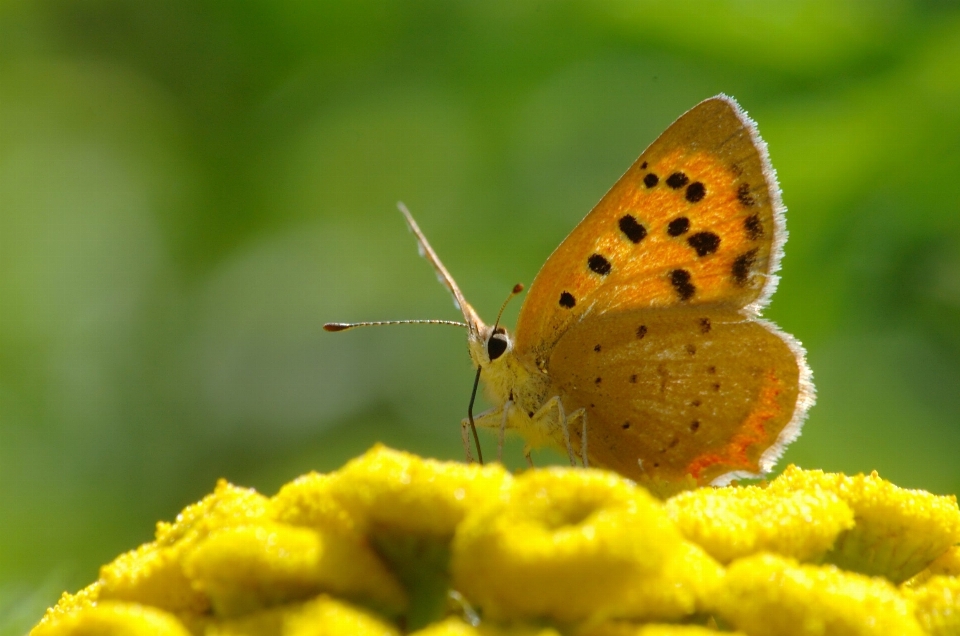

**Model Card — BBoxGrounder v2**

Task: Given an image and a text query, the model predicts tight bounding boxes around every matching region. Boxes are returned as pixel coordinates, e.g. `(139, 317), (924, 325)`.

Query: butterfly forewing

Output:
(514, 95), (784, 369)
(548, 307), (804, 494)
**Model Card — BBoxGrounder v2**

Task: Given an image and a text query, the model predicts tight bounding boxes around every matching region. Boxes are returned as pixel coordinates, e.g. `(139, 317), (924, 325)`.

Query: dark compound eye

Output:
(487, 334), (508, 361)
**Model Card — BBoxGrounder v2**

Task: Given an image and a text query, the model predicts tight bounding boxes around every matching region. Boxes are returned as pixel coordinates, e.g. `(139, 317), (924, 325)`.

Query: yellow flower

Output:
(31, 600), (191, 636)
(712, 553), (926, 636)
(665, 481), (855, 563)
(580, 624), (746, 636)
(28, 446), (960, 636)
(905, 546), (960, 588)
(98, 542), (210, 615)
(182, 522), (407, 617)
(155, 479), (272, 548)
(769, 466), (960, 583)
(903, 575), (960, 636)
(202, 595), (401, 636)
(270, 471), (363, 538)
(451, 467), (722, 623)
(409, 615), (562, 636)
(325, 444), (512, 539)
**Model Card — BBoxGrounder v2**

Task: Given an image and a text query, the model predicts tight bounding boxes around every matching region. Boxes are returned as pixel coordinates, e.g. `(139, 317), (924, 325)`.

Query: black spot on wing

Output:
(666, 172), (689, 189)
(636, 325), (647, 339)
(737, 183), (756, 207)
(587, 253), (611, 276)
(643, 173), (659, 188)
(619, 215), (647, 244)
(670, 269), (695, 301)
(559, 291), (576, 308)
(687, 232), (720, 257)
(699, 318), (711, 333)
(667, 217), (690, 236)
(685, 182), (706, 203)
(732, 249), (759, 286)
(640, 161), (648, 169)
(744, 213), (763, 240)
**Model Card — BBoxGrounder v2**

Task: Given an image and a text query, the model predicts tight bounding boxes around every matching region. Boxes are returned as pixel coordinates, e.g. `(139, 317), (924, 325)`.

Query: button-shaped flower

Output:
(712, 553), (926, 636)
(770, 466), (960, 583)
(451, 467), (722, 623)
(666, 481), (855, 563)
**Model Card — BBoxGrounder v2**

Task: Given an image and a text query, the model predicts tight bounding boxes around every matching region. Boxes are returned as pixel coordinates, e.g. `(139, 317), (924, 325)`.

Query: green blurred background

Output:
(2, 1), (960, 631)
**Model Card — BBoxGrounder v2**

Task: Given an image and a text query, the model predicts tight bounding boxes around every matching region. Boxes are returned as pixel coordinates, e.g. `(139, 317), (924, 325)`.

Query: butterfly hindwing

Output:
(514, 95), (784, 369)
(547, 306), (808, 494)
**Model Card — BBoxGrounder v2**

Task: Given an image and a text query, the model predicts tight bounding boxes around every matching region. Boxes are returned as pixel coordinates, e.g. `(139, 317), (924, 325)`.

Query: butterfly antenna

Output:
(492, 283), (525, 330)
(324, 319), (466, 332)
(397, 202), (481, 335)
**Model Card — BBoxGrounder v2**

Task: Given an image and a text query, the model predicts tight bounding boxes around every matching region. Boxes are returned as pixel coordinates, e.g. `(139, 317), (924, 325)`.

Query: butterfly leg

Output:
(460, 406), (506, 464)
(523, 446), (535, 467)
(498, 400), (512, 462)
(532, 396), (577, 466)
(571, 408), (589, 468)
(460, 419), (475, 463)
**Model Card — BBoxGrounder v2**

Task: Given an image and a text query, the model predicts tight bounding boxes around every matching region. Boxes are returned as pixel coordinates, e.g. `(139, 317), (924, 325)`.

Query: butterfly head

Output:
(466, 320), (514, 369)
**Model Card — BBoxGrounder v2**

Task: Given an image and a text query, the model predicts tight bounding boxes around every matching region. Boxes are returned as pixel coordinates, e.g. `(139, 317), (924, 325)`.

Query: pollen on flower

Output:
(580, 624), (747, 636)
(270, 471), (363, 538)
(285, 595), (403, 636)
(903, 575), (960, 636)
(409, 615), (563, 636)
(182, 522), (407, 618)
(98, 542), (210, 615)
(328, 444), (512, 538)
(769, 466), (960, 583)
(450, 467), (721, 623)
(712, 553), (926, 636)
(31, 601), (191, 636)
(28, 446), (960, 636)
(904, 546), (960, 587)
(154, 479), (272, 548)
(665, 480), (855, 563)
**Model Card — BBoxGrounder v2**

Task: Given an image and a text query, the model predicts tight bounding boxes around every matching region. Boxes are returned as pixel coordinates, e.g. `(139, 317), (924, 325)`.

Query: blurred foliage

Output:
(1, 0), (959, 631)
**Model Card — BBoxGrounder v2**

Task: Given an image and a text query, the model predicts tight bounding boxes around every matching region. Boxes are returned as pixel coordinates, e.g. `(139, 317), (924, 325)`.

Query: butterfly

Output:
(326, 95), (815, 496)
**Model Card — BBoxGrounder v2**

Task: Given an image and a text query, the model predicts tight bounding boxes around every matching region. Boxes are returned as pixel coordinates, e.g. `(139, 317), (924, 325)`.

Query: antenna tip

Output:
(323, 323), (350, 332)
(513, 283), (525, 294)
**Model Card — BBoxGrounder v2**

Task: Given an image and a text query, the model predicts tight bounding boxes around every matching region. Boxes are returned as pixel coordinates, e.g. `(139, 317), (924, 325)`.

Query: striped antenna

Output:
(323, 319), (466, 332)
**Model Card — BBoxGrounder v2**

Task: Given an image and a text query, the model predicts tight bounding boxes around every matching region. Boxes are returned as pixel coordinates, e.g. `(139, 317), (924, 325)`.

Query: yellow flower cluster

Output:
(31, 446), (960, 636)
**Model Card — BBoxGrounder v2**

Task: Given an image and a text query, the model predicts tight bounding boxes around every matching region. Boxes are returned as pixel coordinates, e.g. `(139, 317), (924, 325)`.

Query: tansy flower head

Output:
(712, 553), (926, 636)
(770, 466), (960, 583)
(451, 468), (722, 624)
(903, 575), (960, 636)
(29, 447), (960, 635)
(905, 546), (960, 588)
(665, 482), (855, 564)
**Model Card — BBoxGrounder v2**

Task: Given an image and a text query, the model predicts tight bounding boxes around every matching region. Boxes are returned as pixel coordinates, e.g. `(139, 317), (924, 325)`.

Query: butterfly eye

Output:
(487, 332), (508, 361)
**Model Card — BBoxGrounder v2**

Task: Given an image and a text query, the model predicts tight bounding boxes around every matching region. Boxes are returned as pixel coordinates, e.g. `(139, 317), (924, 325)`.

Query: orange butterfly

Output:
(327, 95), (814, 496)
